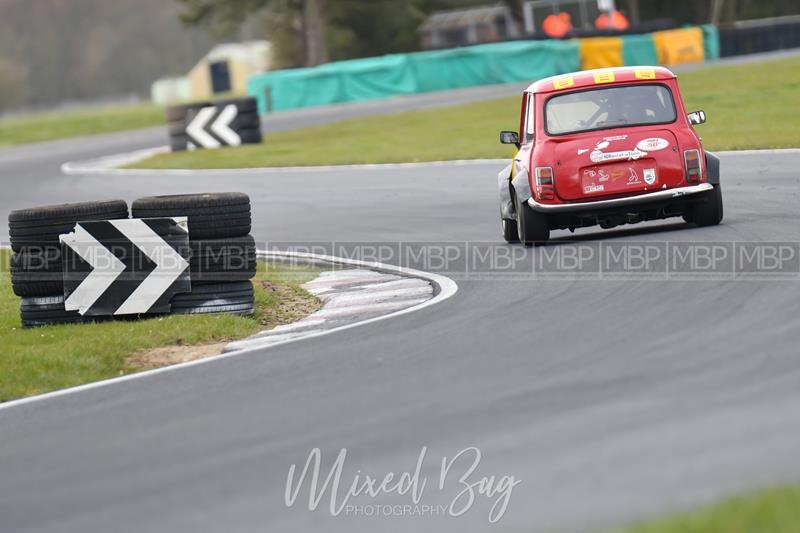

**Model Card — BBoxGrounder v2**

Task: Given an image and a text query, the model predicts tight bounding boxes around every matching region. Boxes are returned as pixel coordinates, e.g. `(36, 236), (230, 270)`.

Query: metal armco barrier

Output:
(165, 98), (262, 152)
(720, 16), (800, 57)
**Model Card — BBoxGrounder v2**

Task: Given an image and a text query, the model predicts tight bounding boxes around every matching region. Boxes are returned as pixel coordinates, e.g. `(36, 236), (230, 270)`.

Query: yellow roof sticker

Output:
(553, 76), (575, 90)
(594, 71), (615, 84)
(635, 68), (656, 80)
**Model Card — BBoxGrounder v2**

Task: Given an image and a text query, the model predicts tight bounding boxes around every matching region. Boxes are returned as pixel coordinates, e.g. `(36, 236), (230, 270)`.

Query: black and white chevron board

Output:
(166, 98), (262, 152)
(59, 218), (191, 316)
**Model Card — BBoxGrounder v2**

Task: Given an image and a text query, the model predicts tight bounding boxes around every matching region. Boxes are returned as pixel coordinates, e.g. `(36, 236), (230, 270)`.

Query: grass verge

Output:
(612, 486), (800, 533)
(0, 249), (320, 402)
(131, 56), (800, 170)
(0, 103), (163, 147)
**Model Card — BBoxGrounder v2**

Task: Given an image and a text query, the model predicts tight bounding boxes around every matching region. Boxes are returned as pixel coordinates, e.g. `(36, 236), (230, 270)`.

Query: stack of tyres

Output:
(7, 200), (129, 328)
(131, 193), (257, 316)
(6, 194), (256, 328)
(165, 98), (262, 152)
(166, 101), (210, 152)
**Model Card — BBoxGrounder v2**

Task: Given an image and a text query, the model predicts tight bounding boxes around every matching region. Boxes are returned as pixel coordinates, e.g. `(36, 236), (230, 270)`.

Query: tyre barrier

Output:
(7, 194), (257, 328)
(131, 192), (252, 239)
(170, 282), (255, 316)
(165, 97), (262, 152)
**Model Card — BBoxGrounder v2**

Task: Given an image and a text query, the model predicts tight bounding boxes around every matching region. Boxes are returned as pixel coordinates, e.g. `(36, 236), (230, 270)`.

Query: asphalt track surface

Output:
(1, 82), (800, 532)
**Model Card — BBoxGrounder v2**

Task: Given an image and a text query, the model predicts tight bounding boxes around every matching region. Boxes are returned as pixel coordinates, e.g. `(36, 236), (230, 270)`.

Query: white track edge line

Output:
(0, 250), (458, 412)
(61, 153), (508, 176)
(61, 148), (800, 176)
(715, 149), (800, 155)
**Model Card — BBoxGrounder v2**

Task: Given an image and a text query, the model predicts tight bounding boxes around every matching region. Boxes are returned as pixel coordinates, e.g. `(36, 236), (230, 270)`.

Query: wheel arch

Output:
(497, 164), (514, 219)
(510, 163), (532, 205)
(705, 151), (721, 185)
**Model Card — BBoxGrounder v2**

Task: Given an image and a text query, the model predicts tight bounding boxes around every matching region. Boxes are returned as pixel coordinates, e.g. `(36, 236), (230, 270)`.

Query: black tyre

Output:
(237, 127), (263, 145)
(9, 200), (129, 251)
(230, 112), (260, 132)
(168, 121), (188, 136)
(189, 236), (257, 284)
(170, 135), (190, 152)
(131, 193), (251, 240)
(170, 282), (255, 316)
(689, 184), (724, 227)
(19, 295), (107, 329)
(214, 97), (258, 114)
(515, 195), (549, 246)
(10, 248), (64, 297)
(501, 218), (519, 244)
(165, 102), (211, 123)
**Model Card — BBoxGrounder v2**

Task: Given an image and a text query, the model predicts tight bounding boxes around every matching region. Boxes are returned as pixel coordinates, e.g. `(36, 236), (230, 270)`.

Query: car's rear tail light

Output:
(684, 149), (702, 182)
(535, 167), (555, 200)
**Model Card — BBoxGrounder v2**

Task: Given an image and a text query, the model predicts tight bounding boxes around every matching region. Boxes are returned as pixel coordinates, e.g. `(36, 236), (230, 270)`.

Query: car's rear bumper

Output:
(527, 183), (713, 213)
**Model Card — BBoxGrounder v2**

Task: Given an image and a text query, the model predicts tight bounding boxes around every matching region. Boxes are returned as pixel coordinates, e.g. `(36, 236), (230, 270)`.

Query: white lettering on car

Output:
(590, 148), (648, 163)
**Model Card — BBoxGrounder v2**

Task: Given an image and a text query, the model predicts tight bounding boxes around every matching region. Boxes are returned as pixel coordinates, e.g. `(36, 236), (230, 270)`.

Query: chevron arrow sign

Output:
(60, 218), (191, 316)
(186, 104), (241, 149)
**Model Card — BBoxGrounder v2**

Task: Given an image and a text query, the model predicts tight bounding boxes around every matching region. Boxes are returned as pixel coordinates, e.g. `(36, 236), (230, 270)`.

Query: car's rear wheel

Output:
(515, 195), (549, 246)
(688, 184), (723, 227)
(501, 218), (519, 243)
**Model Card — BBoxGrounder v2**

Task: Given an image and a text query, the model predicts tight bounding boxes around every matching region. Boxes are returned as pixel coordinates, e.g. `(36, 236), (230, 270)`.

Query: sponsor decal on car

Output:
(636, 138), (669, 152)
(611, 169), (627, 182)
(578, 136), (629, 156)
(627, 168), (643, 186)
(590, 148), (648, 163)
(644, 168), (657, 185)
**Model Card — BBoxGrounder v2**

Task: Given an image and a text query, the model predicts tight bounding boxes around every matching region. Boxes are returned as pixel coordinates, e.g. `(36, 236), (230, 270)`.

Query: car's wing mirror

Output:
(688, 110), (706, 125)
(500, 131), (520, 148)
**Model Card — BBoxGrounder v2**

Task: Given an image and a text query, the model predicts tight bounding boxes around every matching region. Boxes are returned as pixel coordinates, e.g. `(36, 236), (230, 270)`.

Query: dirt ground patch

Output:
(256, 279), (322, 329)
(126, 342), (229, 369)
(126, 280), (321, 370)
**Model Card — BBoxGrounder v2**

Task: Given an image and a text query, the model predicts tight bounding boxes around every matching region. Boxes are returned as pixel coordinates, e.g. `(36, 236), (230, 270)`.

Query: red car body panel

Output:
(523, 68), (706, 207)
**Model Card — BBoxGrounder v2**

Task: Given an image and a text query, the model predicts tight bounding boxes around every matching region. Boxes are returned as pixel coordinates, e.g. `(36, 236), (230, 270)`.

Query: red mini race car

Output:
(498, 66), (722, 245)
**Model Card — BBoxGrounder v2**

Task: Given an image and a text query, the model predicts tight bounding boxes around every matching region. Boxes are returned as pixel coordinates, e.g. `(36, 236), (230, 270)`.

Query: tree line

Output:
(178, 0), (800, 68)
(0, 0), (222, 112)
(0, 0), (797, 111)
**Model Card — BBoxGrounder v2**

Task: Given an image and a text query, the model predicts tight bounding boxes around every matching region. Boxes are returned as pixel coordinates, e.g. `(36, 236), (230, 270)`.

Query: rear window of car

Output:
(545, 84), (677, 135)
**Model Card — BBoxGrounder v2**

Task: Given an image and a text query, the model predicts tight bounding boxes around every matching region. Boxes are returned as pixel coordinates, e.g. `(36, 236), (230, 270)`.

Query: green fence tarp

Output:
(621, 33), (658, 66)
(702, 24), (721, 60)
(248, 40), (579, 113)
(475, 40), (580, 84)
(248, 26), (719, 114)
(340, 54), (418, 102)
